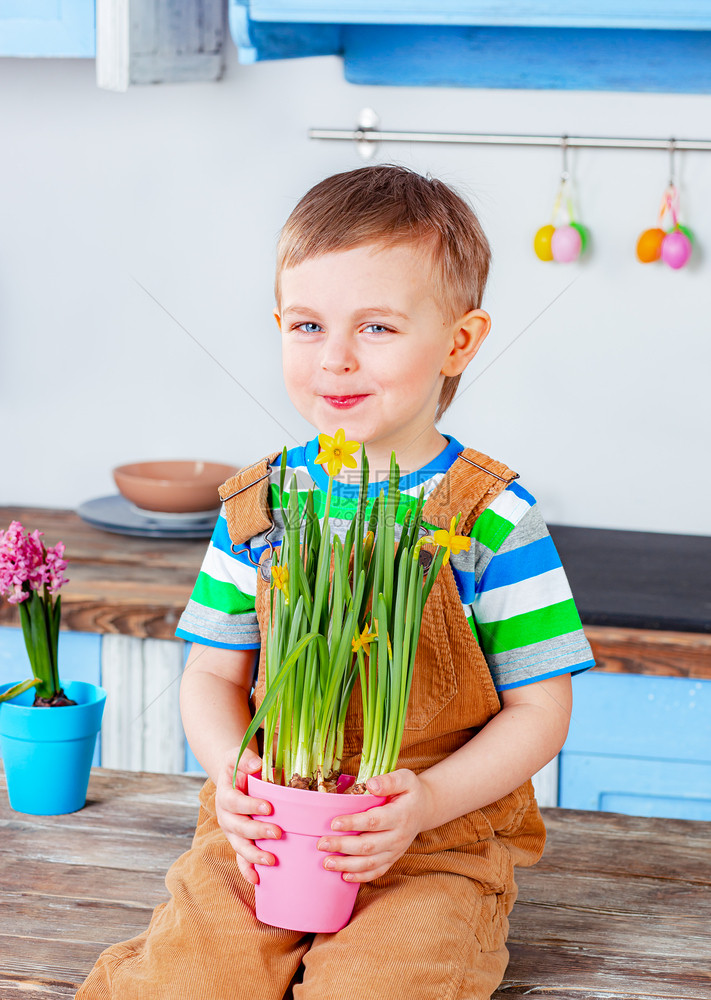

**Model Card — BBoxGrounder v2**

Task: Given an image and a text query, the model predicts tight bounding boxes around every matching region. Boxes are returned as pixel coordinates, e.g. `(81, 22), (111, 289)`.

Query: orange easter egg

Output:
(636, 227), (666, 263)
(534, 225), (555, 261)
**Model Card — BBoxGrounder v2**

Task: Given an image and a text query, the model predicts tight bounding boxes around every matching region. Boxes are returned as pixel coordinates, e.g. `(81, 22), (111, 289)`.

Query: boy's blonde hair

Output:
(275, 165), (491, 419)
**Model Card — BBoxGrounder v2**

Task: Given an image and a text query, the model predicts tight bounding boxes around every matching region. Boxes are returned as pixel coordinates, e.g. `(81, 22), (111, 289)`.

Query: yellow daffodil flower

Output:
(315, 429), (360, 478)
(271, 565), (290, 603)
(421, 516), (471, 567)
(352, 621), (378, 654)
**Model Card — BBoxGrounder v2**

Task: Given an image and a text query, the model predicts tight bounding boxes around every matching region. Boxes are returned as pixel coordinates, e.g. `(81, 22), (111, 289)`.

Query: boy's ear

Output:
(273, 309), (282, 330)
(441, 309), (491, 377)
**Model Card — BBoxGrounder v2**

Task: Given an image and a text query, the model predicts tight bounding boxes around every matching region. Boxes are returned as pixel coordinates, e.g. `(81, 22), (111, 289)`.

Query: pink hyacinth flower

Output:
(0, 520), (68, 601)
(45, 542), (69, 594)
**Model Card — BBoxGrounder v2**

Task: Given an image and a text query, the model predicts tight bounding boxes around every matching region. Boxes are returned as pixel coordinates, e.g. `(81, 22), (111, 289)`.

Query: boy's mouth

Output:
(322, 394), (369, 410)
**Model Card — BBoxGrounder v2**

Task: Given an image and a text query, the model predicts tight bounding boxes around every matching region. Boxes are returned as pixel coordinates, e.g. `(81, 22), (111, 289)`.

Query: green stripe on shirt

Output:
(191, 572), (256, 616)
(270, 482), (427, 529)
(477, 598), (584, 655)
(470, 507), (516, 554)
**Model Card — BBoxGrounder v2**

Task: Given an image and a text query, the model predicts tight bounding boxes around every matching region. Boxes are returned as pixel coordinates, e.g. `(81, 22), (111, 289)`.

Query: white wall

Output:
(1, 39), (710, 535)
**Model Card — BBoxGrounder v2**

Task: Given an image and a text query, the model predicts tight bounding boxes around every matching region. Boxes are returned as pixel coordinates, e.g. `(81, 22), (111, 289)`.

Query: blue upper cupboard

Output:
(2, 2), (711, 91)
(228, 0), (711, 90)
(0, 1), (95, 57)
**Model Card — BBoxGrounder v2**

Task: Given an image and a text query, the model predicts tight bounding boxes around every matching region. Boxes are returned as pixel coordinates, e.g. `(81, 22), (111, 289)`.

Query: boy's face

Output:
(276, 242), (489, 472)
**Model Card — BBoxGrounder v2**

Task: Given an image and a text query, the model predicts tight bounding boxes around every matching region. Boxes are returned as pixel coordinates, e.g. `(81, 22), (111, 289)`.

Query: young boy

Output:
(78, 165), (594, 1000)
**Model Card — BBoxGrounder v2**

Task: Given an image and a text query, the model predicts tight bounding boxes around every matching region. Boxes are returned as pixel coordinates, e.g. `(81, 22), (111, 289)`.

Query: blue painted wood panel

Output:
(559, 754), (711, 820)
(343, 26), (711, 92)
(559, 671), (711, 821)
(0, 626), (103, 765)
(0, 1), (95, 57)
(248, 1), (711, 30)
(565, 672), (711, 762)
(229, 2), (711, 91)
(229, 2), (341, 64)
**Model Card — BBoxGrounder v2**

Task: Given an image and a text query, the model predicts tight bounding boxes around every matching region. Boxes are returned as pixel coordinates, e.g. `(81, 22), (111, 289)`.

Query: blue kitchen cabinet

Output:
(0, 1), (95, 57)
(559, 671), (711, 820)
(242, 1), (711, 27)
(230, 0), (711, 91)
(0, 625), (103, 764)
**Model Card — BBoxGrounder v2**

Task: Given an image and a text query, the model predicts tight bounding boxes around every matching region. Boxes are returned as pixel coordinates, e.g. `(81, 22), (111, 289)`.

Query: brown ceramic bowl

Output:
(113, 460), (238, 514)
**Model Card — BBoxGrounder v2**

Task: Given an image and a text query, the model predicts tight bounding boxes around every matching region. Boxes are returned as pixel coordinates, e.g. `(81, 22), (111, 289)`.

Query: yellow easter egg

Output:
(534, 225), (555, 261)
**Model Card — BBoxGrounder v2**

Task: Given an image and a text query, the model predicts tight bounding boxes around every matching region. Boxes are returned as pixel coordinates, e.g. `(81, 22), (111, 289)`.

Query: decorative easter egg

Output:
(635, 227), (666, 263)
(676, 224), (694, 244)
(570, 222), (589, 253)
(533, 225), (555, 261)
(661, 230), (692, 269)
(551, 225), (582, 263)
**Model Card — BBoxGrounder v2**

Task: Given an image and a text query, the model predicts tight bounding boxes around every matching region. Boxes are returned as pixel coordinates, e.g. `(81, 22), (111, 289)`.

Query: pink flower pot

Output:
(248, 772), (386, 932)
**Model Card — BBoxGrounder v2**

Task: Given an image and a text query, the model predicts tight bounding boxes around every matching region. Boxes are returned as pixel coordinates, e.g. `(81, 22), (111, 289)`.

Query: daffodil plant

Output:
(235, 430), (470, 793)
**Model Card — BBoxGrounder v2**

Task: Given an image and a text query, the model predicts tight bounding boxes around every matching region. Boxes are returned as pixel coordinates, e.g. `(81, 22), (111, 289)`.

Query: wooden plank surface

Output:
(0, 506), (205, 640)
(586, 625), (711, 681)
(1, 507), (709, 679)
(1, 765), (709, 999)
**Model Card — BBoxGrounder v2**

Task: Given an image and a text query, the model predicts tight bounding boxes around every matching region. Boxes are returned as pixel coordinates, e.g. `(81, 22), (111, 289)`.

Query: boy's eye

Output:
(363, 324), (392, 334)
(295, 322), (323, 334)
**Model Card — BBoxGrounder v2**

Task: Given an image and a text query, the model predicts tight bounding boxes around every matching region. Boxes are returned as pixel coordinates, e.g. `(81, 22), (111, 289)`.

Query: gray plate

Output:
(76, 495), (219, 538)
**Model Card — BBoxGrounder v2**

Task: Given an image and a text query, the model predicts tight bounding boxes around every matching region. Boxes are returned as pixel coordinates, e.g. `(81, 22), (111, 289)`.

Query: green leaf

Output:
(233, 628), (326, 787)
(0, 677), (41, 703)
(26, 592), (54, 699)
(278, 447), (288, 512)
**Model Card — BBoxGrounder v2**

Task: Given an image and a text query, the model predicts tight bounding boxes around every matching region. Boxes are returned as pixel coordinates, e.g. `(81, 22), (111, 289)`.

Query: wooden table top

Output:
(1, 764), (710, 1000)
(0, 505), (206, 641)
(1, 506), (710, 679)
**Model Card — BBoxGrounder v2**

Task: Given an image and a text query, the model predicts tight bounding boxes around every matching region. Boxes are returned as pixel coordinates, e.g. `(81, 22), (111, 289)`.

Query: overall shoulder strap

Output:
(422, 448), (519, 535)
(218, 452), (280, 547)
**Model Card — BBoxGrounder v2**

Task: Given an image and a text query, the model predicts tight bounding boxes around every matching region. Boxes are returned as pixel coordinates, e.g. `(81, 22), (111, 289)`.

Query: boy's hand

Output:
(316, 769), (434, 883)
(214, 747), (282, 885)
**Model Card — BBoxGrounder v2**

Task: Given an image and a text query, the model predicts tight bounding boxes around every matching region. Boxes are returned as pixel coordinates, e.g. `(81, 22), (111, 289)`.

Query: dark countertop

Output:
(549, 524), (711, 634)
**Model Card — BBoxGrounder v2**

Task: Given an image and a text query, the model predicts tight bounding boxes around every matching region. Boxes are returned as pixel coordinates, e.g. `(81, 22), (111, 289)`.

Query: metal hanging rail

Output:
(308, 110), (711, 157)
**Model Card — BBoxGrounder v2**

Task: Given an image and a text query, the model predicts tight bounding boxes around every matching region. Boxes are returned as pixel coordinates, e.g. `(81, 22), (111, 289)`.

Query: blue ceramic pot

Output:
(0, 679), (106, 815)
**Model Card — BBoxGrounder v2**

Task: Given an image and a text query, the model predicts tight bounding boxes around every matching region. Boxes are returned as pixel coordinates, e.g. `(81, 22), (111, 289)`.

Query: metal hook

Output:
(668, 138), (677, 187)
(223, 466), (277, 569)
(354, 107), (380, 161)
(560, 136), (570, 182)
(219, 469), (271, 504)
(457, 452), (520, 483)
(231, 517), (277, 575)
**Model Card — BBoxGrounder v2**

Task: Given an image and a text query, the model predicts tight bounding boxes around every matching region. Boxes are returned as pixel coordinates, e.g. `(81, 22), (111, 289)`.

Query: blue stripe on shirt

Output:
(211, 514), (271, 569)
(506, 479), (537, 507)
(174, 627), (261, 651)
(478, 534), (562, 593)
(211, 514), (235, 556)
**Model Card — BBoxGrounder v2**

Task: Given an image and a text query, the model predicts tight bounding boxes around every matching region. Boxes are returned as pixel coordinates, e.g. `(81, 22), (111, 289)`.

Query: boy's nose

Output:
(320, 336), (358, 374)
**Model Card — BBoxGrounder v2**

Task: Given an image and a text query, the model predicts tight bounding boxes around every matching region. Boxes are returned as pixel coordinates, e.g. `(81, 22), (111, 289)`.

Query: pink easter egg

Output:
(551, 225), (582, 263)
(660, 231), (692, 269)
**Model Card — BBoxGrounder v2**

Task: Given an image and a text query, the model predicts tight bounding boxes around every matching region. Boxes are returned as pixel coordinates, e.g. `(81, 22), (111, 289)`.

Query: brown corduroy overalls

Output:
(77, 448), (546, 1000)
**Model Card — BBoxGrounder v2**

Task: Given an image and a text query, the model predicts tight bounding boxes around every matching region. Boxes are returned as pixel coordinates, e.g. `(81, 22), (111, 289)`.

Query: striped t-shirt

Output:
(176, 435), (594, 691)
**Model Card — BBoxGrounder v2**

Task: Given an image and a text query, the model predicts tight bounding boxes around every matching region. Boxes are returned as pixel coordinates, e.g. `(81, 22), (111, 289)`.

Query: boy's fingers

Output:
(322, 850), (391, 881)
(235, 856), (260, 885)
(231, 834), (277, 869)
(236, 749), (262, 775)
(318, 829), (391, 857)
(222, 813), (281, 843)
(366, 769), (412, 795)
(218, 784), (273, 817)
(329, 805), (385, 834)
